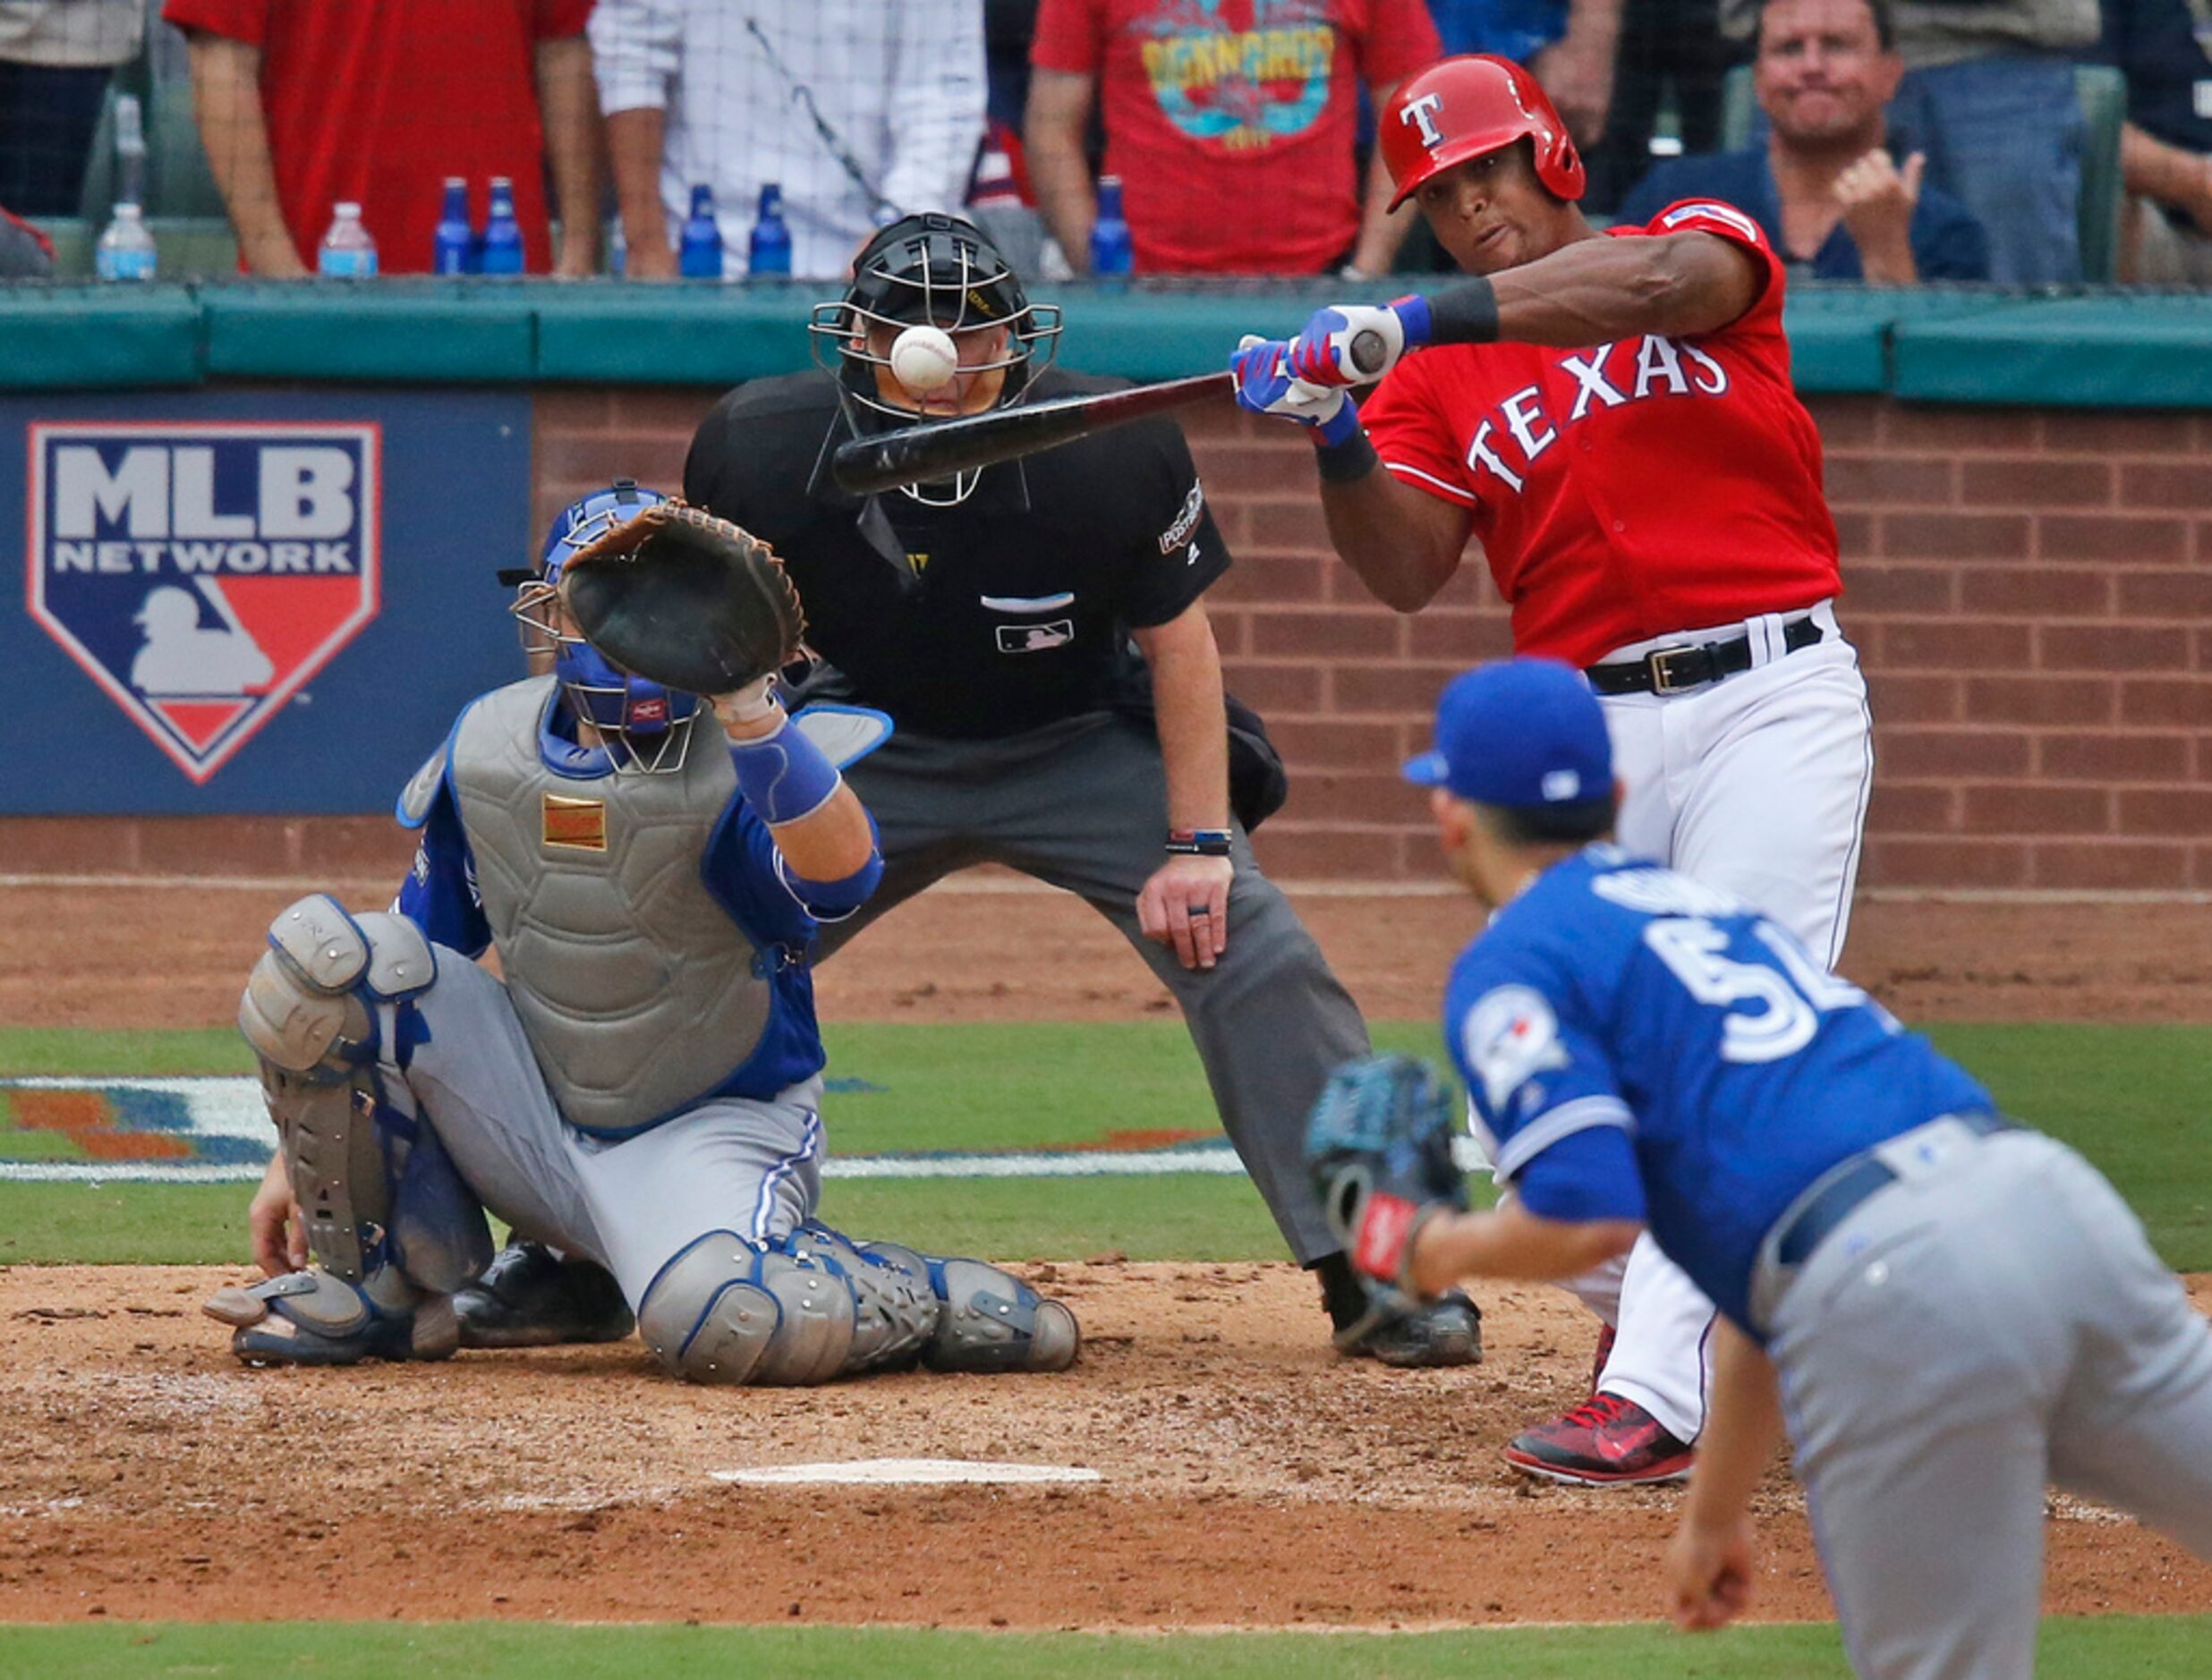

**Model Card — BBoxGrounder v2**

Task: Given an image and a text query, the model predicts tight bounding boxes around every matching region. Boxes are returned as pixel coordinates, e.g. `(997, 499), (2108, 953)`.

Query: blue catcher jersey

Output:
(1445, 846), (1992, 1336)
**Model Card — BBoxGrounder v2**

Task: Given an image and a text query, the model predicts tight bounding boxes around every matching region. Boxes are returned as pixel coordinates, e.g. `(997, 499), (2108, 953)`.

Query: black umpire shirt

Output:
(684, 369), (1231, 740)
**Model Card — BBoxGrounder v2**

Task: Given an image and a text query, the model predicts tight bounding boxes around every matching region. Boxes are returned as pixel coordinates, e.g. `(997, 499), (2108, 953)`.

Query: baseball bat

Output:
(829, 328), (1391, 497)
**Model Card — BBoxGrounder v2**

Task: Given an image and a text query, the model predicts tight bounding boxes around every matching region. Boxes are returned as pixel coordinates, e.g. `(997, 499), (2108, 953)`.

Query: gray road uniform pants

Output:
(819, 711), (1369, 1264)
(1752, 1123), (2212, 1680)
(385, 953), (822, 1307)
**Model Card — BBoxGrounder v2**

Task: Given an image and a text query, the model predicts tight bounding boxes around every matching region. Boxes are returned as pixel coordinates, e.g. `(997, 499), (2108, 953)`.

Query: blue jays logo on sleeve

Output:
(1462, 984), (1572, 1112)
(27, 422), (381, 784)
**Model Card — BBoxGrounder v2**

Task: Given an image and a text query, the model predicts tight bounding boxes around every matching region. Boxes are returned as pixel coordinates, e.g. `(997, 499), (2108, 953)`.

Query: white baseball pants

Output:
(1568, 601), (1875, 1440)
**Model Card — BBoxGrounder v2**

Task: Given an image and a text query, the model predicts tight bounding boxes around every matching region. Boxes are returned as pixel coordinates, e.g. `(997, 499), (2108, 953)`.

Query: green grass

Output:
(2, 1021), (2208, 1268)
(2, 1616), (2208, 1677)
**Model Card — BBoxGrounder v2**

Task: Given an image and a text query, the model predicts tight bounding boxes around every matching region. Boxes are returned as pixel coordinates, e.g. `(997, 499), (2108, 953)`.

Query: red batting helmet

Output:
(1381, 55), (1586, 209)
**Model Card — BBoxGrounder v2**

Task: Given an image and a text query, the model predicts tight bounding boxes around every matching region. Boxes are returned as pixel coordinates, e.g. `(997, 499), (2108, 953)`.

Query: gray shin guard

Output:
(793, 1225), (940, 1375)
(237, 895), (448, 1286)
(921, 1257), (1081, 1375)
(636, 1233), (857, 1386)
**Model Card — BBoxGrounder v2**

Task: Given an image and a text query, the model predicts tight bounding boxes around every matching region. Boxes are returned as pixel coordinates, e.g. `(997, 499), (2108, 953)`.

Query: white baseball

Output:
(889, 324), (959, 395)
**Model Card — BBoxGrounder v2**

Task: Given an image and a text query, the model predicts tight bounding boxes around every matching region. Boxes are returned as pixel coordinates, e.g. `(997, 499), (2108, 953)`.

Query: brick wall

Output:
(531, 390), (2212, 890)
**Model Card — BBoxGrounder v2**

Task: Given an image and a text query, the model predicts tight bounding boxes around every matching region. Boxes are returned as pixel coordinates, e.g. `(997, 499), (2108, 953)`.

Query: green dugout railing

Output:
(4, 279), (2210, 407)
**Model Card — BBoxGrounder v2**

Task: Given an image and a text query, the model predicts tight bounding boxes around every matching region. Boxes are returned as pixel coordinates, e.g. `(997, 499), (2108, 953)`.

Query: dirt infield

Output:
(2, 1263), (2208, 1630)
(5, 874), (2211, 1630)
(7, 874), (2212, 1030)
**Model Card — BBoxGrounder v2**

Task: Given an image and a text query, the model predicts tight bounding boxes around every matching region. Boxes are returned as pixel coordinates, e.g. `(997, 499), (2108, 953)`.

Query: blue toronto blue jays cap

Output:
(1402, 658), (1612, 808)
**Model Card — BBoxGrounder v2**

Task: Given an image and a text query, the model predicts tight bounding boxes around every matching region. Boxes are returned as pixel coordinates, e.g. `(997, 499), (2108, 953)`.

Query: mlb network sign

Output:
(28, 423), (381, 782)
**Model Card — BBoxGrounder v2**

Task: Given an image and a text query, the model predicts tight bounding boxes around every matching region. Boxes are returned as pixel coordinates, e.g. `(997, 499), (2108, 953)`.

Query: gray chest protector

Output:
(448, 678), (776, 1135)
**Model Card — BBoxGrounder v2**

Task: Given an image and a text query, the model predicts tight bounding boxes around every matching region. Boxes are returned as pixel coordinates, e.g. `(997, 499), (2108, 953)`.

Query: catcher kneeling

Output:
(207, 481), (1078, 1384)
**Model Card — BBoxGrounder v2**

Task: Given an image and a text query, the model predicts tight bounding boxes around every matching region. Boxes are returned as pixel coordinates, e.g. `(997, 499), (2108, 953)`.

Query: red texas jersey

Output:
(1358, 200), (1842, 667)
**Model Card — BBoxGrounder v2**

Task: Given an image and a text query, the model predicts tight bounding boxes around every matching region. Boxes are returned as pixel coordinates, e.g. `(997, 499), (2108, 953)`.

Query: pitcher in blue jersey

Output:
(205, 482), (1077, 1388)
(1314, 658), (2212, 1679)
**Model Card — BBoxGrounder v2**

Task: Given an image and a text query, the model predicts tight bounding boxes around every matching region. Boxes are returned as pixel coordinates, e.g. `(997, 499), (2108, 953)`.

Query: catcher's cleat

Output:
(206, 1269), (459, 1368)
(454, 1242), (635, 1350)
(1504, 1392), (1695, 1486)
(1341, 1290), (1484, 1369)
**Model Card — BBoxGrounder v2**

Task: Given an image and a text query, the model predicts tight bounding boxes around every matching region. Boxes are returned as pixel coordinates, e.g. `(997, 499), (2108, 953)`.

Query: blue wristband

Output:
(727, 711), (843, 826)
(1391, 293), (1434, 348)
(1312, 395), (1364, 449)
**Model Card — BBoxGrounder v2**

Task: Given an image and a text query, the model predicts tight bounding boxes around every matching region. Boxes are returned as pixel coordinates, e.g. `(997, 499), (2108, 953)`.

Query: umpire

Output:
(459, 212), (1476, 1365)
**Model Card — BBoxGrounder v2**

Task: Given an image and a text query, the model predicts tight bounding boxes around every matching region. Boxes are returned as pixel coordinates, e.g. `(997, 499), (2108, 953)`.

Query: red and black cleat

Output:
(1503, 1391), (1694, 1486)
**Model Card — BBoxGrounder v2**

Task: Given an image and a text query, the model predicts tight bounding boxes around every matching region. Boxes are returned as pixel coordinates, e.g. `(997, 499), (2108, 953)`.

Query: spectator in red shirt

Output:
(164, 0), (601, 276)
(1025, 0), (1442, 276)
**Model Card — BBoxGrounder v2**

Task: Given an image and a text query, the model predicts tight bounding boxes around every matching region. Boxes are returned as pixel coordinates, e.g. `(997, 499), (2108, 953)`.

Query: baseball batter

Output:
(1315, 658), (2212, 1680)
(1233, 54), (1871, 1483)
(206, 482), (1078, 1384)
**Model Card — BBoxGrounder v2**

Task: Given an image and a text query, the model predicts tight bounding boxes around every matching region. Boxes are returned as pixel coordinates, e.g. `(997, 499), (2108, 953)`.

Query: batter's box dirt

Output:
(0, 1263), (2204, 1629)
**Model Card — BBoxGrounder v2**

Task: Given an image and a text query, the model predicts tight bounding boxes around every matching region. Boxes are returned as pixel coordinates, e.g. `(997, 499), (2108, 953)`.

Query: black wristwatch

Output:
(1164, 827), (1233, 857)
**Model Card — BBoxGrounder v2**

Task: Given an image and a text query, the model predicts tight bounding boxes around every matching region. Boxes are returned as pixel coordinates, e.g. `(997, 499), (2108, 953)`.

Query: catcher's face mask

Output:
(808, 211), (1062, 507)
(514, 479), (702, 775)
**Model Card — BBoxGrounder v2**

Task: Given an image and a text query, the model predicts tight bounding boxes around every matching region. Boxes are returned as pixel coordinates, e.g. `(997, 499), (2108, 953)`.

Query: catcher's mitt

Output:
(558, 500), (804, 696)
(1305, 1053), (1468, 1295)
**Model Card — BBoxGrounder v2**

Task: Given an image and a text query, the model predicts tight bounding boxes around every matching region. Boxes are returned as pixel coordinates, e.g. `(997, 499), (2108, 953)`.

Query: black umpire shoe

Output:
(454, 1242), (635, 1349)
(1313, 1253), (1484, 1369)
(1344, 1291), (1484, 1368)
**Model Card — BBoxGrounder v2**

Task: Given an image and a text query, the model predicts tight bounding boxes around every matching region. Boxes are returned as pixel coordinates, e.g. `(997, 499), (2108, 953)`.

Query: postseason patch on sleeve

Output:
(1155, 477), (1205, 555)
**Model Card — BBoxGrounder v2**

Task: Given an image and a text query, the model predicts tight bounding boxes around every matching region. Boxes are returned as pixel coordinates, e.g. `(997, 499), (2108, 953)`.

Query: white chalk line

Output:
(712, 1459), (1102, 1487)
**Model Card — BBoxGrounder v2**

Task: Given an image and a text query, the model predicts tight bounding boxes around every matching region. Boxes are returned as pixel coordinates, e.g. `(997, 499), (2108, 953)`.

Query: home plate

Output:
(711, 1458), (1102, 1487)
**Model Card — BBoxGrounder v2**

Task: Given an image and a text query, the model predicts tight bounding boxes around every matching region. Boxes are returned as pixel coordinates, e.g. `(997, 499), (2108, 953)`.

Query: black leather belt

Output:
(1772, 1111), (2016, 1268)
(1587, 614), (1825, 697)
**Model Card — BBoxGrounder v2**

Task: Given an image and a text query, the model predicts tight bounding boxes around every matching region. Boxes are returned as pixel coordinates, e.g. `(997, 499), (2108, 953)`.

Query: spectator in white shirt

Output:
(591, 1), (987, 279)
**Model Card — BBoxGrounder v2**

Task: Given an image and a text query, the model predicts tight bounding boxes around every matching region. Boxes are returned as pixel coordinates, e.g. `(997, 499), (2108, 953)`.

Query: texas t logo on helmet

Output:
(1380, 55), (1587, 208)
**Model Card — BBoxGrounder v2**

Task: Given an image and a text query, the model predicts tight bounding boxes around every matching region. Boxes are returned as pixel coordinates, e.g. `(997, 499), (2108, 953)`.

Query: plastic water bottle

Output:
(95, 201), (157, 281)
(95, 97), (156, 281)
(747, 183), (792, 276)
(433, 177), (474, 275)
(607, 215), (627, 277)
(480, 175), (523, 276)
(1089, 174), (1133, 287)
(317, 202), (378, 277)
(679, 184), (723, 279)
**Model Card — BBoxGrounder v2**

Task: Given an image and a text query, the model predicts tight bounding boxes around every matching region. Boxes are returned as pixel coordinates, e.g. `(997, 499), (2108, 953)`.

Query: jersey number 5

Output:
(1643, 917), (1867, 1065)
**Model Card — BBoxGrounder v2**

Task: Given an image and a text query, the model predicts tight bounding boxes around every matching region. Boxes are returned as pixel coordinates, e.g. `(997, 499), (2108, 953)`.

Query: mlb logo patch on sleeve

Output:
(27, 422), (381, 783)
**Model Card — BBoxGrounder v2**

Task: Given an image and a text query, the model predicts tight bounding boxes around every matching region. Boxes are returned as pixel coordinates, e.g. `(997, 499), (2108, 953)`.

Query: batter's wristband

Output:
(1419, 278), (1501, 345)
(1314, 427), (1378, 484)
(1165, 827), (1233, 857)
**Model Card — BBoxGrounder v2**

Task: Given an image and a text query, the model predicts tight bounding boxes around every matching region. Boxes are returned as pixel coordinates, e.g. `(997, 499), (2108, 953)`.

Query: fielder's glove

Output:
(1285, 301), (1427, 386)
(559, 500), (805, 697)
(1231, 335), (1363, 446)
(1305, 1053), (1468, 1297)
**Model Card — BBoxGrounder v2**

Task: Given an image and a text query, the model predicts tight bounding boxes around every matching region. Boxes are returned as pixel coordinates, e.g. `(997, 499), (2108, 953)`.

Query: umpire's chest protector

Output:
(448, 678), (774, 1137)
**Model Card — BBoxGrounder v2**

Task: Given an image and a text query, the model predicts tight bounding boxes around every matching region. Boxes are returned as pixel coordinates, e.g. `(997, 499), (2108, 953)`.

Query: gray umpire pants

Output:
(821, 711), (1369, 1264)
(1757, 1126), (2212, 1680)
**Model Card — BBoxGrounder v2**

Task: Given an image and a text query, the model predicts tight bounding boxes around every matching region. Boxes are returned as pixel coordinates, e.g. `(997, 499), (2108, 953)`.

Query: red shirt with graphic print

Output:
(1031, 0), (1440, 275)
(1357, 201), (1841, 666)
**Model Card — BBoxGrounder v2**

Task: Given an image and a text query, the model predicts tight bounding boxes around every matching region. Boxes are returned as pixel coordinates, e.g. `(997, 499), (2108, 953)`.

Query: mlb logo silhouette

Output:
(28, 422), (381, 783)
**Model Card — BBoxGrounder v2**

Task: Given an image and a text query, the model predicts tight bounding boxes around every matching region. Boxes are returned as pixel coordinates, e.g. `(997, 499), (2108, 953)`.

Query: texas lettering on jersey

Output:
(1357, 199), (1842, 666)
(1462, 335), (1731, 496)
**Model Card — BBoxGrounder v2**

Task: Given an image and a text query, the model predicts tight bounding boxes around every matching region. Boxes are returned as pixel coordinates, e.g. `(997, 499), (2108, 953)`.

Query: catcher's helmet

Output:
(807, 211), (1062, 505)
(1380, 55), (1586, 209)
(515, 479), (701, 774)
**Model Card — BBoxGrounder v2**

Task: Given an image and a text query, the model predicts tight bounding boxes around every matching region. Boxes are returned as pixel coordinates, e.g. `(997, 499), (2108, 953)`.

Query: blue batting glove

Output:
(1286, 300), (1430, 386)
(1232, 335), (1362, 446)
